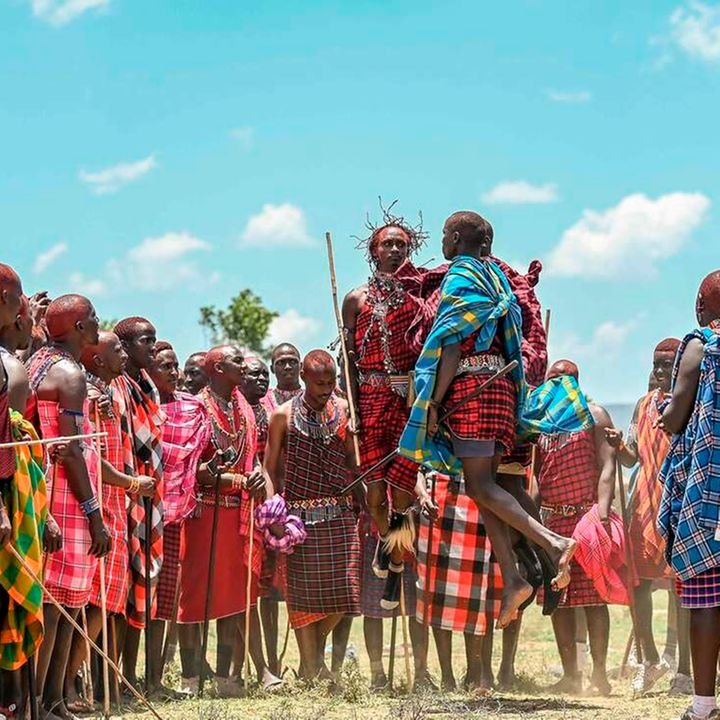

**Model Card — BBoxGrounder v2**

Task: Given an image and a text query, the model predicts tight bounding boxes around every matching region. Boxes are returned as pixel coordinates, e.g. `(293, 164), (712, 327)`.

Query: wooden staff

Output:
(325, 231), (362, 466)
(110, 617), (121, 704)
(387, 607), (398, 690)
(26, 652), (38, 720)
(243, 496), (256, 687)
(0, 431), (108, 449)
(421, 471), (437, 677)
(144, 497), (153, 694)
(80, 607), (95, 706)
(93, 411), (111, 718)
(399, 582), (412, 692)
(6, 545), (165, 720)
(42, 463), (58, 575)
(615, 458), (644, 667)
(544, 308), (552, 344)
(198, 467), (223, 698)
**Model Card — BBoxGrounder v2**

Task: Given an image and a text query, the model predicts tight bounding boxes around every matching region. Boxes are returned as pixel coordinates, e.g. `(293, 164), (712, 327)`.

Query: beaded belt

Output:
(197, 493), (242, 508)
(457, 353), (505, 376)
(540, 502), (593, 518)
(359, 371), (410, 393)
(286, 495), (352, 526)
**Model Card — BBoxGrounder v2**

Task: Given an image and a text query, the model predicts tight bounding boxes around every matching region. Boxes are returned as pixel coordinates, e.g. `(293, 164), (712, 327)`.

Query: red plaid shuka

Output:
(444, 330), (516, 453)
(538, 428), (604, 607)
(415, 474), (502, 635)
(629, 391), (672, 579)
(113, 372), (165, 629)
(87, 379), (129, 615)
(284, 396), (360, 616)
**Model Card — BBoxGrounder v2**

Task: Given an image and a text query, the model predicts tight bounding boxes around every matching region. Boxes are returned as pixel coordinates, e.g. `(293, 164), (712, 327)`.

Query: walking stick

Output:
(325, 231), (361, 467)
(387, 608), (398, 691)
(198, 466), (223, 699)
(421, 472), (437, 676)
(80, 607), (95, 706)
(26, 655), (38, 720)
(615, 458), (644, 667)
(93, 410), (111, 718)
(243, 496), (256, 687)
(110, 616), (121, 704)
(399, 582), (413, 692)
(144, 497), (153, 694)
(6, 545), (165, 720)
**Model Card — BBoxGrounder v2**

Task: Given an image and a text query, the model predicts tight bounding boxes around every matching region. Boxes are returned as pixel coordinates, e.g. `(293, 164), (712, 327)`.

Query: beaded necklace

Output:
(28, 344), (83, 392)
(273, 387), (301, 406)
(292, 395), (341, 444)
(202, 387), (247, 460)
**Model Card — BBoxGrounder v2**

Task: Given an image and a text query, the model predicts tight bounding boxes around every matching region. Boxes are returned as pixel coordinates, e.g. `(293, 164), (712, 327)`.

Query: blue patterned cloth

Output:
(658, 327), (720, 582)
(397, 255), (525, 474)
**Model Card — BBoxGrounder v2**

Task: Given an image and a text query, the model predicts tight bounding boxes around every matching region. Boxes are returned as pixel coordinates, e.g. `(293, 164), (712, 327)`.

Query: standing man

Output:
(265, 350), (361, 681)
(535, 360), (616, 696)
(183, 352), (208, 396)
(27, 295), (111, 720)
(399, 211), (576, 628)
(342, 207), (433, 608)
(112, 317), (166, 695)
(266, 344), (302, 409)
(177, 345), (279, 694)
(606, 338), (691, 696)
(658, 270), (720, 720)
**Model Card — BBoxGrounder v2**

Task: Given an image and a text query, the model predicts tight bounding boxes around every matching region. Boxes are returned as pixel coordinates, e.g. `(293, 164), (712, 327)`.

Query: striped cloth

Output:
(658, 324), (720, 583)
(155, 521), (181, 621)
(415, 474), (502, 635)
(398, 255), (525, 475)
(0, 411), (47, 669)
(113, 372), (165, 629)
(676, 566), (720, 609)
(628, 390), (672, 579)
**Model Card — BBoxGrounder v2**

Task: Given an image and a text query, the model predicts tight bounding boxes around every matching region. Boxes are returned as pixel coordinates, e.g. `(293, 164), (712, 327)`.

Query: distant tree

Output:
(199, 289), (278, 356)
(100, 318), (119, 331)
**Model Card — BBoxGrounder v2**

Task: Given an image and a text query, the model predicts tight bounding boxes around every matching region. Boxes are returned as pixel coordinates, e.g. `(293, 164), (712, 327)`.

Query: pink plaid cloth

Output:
(161, 392), (210, 523)
(37, 400), (99, 608)
(255, 494), (307, 554)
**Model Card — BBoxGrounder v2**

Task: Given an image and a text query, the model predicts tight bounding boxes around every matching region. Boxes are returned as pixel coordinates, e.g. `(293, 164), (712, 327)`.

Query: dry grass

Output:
(115, 594), (689, 720)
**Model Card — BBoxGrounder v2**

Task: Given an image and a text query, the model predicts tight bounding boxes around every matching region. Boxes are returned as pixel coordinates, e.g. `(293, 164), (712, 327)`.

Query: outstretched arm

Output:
(662, 338), (704, 435)
(605, 399), (640, 468)
(592, 405), (616, 529)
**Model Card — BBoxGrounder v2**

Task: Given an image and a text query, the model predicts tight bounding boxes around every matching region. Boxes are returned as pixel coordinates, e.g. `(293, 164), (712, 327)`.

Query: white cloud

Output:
(33, 242), (68, 274)
(482, 181), (559, 205)
(31, 0), (110, 26)
(239, 203), (314, 248)
(546, 192), (710, 278)
(267, 309), (321, 348)
(550, 319), (638, 365)
(79, 154), (157, 195)
(68, 272), (107, 297)
(229, 126), (254, 149)
(546, 90), (592, 103)
(670, 1), (720, 62)
(109, 232), (211, 291)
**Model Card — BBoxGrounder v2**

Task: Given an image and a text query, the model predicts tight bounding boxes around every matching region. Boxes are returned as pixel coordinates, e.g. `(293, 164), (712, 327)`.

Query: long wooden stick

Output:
(94, 411), (111, 718)
(387, 608), (398, 690)
(243, 496), (256, 686)
(421, 470), (437, 671)
(144, 497), (153, 694)
(80, 607), (95, 706)
(0, 431), (108, 449)
(399, 582), (412, 692)
(6, 545), (164, 720)
(325, 231), (362, 467)
(110, 616), (121, 704)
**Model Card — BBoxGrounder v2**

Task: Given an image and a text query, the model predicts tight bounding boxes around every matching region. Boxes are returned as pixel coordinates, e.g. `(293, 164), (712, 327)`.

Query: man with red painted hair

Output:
(265, 350), (361, 681)
(342, 203), (436, 609)
(607, 338), (691, 696)
(26, 294), (111, 720)
(658, 270), (720, 720)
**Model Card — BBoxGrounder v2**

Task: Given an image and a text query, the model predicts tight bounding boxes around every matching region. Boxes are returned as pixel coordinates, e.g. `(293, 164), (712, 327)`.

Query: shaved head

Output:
(114, 316), (154, 343)
(45, 294), (95, 341)
(0, 263), (23, 328)
(445, 212), (494, 244)
(271, 343), (300, 362)
(655, 338), (681, 355)
(697, 270), (720, 324)
(0, 264), (21, 292)
(303, 349), (336, 374)
(80, 330), (127, 378)
(547, 359), (579, 381)
(204, 344), (243, 376)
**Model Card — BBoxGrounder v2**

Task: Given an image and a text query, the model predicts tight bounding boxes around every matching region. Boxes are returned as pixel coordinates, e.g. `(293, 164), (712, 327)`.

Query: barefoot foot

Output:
(497, 578), (533, 629)
(551, 539), (577, 590)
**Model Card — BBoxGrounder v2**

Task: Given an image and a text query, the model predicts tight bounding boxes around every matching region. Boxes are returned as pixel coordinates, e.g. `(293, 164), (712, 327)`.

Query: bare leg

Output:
(690, 607), (720, 697)
(634, 580), (660, 665)
(363, 617), (386, 688)
(664, 589), (678, 662)
(122, 625), (141, 688)
(463, 633), (487, 691)
(148, 620), (167, 690)
(331, 615), (353, 674)
(64, 605), (102, 707)
(44, 609), (81, 719)
(481, 629), (496, 690)
(366, 482), (390, 538)
(216, 615), (239, 677)
(550, 607), (582, 693)
(178, 623), (200, 678)
(36, 604), (61, 698)
(585, 605), (610, 694)
(432, 627), (456, 691)
(408, 617), (426, 677)
(234, 609), (270, 681)
(676, 597), (692, 677)
(498, 619), (520, 689)
(260, 598), (280, 675)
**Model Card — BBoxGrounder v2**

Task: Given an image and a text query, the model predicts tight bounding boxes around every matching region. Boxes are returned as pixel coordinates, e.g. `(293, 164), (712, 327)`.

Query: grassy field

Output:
(115, 592), (692, 720)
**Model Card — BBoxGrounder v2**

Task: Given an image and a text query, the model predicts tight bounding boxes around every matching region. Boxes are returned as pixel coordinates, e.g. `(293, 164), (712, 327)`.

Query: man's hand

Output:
(136, 475), (157, 498)
(245, 469), (267, 502)
(269, 522), (286, 539)
(88, 390), (113, 420)
(44, 513), (63, 553)
(29, 291), (51, 325)
(48, 442), (70, 464)
(604, 428), (624, 449)
(599, 516), (612, 537)
(88, 512), (111, 558)
(0, 505), (11, 547)
(427, 405), (440, 439)
(419, 494), (439, 522)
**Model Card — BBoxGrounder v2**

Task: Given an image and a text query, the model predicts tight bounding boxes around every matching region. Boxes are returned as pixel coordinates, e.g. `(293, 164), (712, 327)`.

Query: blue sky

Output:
(2, 0), (719, 406)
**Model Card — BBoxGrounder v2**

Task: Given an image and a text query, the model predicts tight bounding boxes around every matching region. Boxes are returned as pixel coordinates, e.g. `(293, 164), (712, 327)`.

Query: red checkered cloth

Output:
(284, 397), (360, 616)
(252, 402), (270, 464)
(444, 331), (515, 453)
(87, 380), (129, 614)
(35, 400), (99, 608)
(358, 386), (419, 493)
(288, 610), (329, 629)
(155, 521), (181, 620)
(538, 428), (603, 607)
(676, 566), (720, 609)
(161, 392), (209, 524)
(415, 474), (502, 635)
(629, 391), (672, 580)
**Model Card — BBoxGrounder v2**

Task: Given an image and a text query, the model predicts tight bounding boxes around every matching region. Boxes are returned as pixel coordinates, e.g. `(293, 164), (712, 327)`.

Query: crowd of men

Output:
(0, 207), (719, 720)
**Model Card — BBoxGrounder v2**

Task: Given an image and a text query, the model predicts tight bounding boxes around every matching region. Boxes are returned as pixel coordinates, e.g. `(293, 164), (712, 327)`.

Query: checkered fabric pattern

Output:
(658, 326), (720, 582)
(415, 474), (501, 635)
(676, 566), (720, 609)
(0, 411), (47, 670)
(288, 610), (329, 629)
(155, 521), (181, 620)
(284, 397), (360, 616)
(258, 549), (286, 600)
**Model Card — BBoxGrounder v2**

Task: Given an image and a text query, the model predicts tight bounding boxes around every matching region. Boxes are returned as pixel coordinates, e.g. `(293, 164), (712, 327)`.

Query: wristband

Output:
(128, 477), (140, 494)
(80, 496), (100, 517)
(428, 398), (442, 408)
(231, 474), (245, 492)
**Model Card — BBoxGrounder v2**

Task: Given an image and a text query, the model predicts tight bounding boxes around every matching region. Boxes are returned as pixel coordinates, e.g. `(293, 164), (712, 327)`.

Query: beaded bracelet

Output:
(128, 477), (140, 494)
(231, 474), (245, 492)
(80, 496), (100, 517)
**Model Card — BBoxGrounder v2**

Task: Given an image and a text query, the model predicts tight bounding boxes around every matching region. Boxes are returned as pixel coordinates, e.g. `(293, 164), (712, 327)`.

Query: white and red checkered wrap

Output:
(255, 494), (307, 554)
